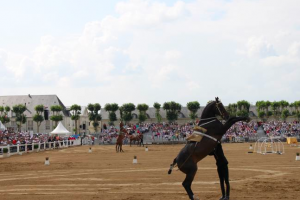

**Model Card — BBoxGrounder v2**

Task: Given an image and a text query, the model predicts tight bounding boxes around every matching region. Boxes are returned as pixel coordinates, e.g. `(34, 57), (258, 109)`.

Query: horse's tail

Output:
(168, 158), (177, 175)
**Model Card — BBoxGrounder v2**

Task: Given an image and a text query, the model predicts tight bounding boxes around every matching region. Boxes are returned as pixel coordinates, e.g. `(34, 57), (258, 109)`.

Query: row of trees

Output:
(2, 99), (300, 134)
(255, 100), (300, 121)
(227, 100), (251, 117)
(104, 101), (200, 124)
(227, 100), (300, 121)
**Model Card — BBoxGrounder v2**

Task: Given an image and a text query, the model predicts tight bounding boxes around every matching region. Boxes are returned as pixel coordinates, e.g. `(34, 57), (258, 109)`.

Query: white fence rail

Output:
(0, 139), (81, 158)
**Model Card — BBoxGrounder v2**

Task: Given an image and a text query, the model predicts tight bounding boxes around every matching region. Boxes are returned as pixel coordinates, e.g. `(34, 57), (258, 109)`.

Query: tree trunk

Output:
(75, 120), (78, 135)
(18, 123), (21, 132)
(37, 123), (40, 133)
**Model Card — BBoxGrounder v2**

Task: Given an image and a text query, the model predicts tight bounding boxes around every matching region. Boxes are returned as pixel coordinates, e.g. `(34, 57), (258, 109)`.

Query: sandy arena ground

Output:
(0, 143), (300, 200)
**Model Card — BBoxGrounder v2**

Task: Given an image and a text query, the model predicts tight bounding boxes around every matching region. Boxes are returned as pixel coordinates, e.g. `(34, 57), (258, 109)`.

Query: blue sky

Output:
(0, 0), (300, 106)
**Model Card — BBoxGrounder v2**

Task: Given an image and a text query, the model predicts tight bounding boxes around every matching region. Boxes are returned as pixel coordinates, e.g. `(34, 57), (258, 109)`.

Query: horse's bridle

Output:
(199, 101), (228, 122)
(215, 101), (229, 120)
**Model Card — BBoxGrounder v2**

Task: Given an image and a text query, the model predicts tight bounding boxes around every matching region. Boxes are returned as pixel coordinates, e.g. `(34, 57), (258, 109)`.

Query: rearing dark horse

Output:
(168, 97), (249, 200)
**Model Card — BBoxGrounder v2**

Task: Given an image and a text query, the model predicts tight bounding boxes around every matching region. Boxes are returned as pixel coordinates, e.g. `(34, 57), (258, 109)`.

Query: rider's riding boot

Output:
(219, 196), (225, 200)
(223, 196), (229, 200)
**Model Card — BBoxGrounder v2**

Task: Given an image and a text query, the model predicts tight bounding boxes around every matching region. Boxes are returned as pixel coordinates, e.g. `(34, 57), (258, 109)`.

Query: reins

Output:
(198, 117), (216, 121)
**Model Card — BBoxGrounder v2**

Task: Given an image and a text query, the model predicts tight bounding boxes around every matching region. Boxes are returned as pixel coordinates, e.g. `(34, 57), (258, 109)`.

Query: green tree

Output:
(258, 111), (266, 120)
(236, 100), (250, 117)
(104, 103), (119, 125)
(296, 113), (300, 121)
(293, 100), (300, 115)
(153, 102), (162, 123)
(120, 103), (136, 124)
(290, 103), (296, 115)
(271, 101), (280, 119)
(33, 105), (44, 133)
(265, 101), (271, 115)
(70, 104), (81, 135)
(12, 104), (27, 132)
(137, 103), (149, 123)
(163, 101), (182, 122)
(186, 101), (200, 122)
(0, 106), (10, 125)
(50, 105), (63, 128)
(227, 103), (237, 117)
(87, 103), (102, 133)
(256, 101), (266, 121)
(281, 109), (290, 121)
(279, 100), (289, 113)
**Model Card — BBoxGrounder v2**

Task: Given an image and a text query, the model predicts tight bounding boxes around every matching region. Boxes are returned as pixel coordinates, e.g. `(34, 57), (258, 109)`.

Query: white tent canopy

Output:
(50, 122), (71, 136)
(0, 121), (6, 131)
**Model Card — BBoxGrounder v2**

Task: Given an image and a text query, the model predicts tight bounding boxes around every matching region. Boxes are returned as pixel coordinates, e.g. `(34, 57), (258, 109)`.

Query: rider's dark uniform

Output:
(209, 143), (230, 200)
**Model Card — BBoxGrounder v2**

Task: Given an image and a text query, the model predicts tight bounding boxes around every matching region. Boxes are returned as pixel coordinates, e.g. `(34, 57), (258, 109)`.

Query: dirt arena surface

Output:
(1, 143), (300, 200)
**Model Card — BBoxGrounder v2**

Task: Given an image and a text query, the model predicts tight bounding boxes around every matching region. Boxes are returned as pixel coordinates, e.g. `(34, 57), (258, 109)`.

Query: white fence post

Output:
(25, 143), (27, 153)
(32, 142), (35, 152)
(44, 142), (46, 150)
(17, 144), (20, 154)
(38, 142), (41, 151)
(7, 144), (10, 155)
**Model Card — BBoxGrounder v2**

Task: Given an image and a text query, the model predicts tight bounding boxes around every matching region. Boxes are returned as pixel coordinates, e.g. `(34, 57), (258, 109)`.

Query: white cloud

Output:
(262, 42), (300, 67)
(244, 36), (276, 58)
(1, 0), (300, 106)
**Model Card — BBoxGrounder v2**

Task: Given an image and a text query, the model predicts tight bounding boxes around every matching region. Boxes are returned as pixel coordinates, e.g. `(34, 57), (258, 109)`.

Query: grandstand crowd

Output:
(0, 129), (75, 146)
(1, 121), (300, 146)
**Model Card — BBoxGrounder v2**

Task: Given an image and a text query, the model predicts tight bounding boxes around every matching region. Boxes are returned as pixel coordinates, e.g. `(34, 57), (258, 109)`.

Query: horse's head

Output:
(201, 97), (229, 120)
(214, 97), (229, 120)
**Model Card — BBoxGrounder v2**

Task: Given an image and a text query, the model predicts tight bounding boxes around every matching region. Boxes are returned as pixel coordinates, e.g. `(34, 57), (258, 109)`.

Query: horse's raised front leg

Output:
(223, 116), (249, 132)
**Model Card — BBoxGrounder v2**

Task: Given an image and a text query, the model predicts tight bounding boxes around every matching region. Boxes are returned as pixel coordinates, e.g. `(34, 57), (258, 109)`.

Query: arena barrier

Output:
(0, 139), (81, 158)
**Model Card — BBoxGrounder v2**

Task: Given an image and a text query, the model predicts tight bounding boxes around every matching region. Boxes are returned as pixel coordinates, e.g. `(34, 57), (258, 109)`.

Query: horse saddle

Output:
(186, 126), (207, 142)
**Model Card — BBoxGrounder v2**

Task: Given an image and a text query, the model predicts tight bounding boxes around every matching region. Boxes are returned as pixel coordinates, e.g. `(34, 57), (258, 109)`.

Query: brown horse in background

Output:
(116, 134), (125, 152)
(116, 122), (128, 152)
(128, 134), (143, 147)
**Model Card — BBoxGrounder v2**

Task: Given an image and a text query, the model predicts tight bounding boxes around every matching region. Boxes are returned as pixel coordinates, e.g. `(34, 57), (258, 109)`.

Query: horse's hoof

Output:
(193, 195), (200, 200)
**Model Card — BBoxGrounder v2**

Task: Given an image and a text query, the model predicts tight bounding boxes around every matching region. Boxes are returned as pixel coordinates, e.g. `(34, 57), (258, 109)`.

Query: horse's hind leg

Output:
(182, 163), (198, 200)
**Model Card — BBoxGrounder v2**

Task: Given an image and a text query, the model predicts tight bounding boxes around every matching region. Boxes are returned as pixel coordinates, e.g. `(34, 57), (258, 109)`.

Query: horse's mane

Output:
(200, 101), (216, 119)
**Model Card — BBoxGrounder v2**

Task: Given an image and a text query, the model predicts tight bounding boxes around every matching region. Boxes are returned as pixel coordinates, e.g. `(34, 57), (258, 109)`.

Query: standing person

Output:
(139, 133), (144, 147)
(209, 143), (230, 200)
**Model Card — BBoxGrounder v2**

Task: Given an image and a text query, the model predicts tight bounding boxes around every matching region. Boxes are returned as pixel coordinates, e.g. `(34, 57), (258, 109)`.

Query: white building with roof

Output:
(0, 95), (90, 134)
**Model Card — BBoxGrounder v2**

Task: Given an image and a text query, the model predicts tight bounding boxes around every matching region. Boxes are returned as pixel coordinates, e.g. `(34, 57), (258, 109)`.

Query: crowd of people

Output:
(262, 121), (300, 137)
(1, 120), (300, 146)
(0, 129), (75, 146)
(73, 120), (300, 145)
(224, 120), (300, 139)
